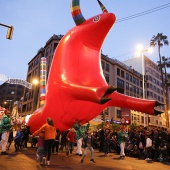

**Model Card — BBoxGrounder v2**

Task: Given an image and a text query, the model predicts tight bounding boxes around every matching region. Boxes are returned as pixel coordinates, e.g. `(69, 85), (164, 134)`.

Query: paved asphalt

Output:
(0, 143), (170, 170)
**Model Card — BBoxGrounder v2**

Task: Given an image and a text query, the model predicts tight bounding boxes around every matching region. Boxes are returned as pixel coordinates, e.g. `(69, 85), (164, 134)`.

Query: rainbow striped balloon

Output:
(97, 0), (108, 13)
(40, 57), (46, 107)
(71, 0), (86, 25)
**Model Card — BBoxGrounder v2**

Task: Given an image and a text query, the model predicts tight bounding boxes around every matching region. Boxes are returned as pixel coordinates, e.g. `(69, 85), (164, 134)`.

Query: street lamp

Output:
(32, 78), (39, 85)
(3, 101), (7, 108)
(136, 45), (153, 127)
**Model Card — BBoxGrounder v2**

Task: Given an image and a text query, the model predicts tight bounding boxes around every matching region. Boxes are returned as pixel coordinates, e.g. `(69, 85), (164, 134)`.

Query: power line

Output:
(116, 3), (170, 23)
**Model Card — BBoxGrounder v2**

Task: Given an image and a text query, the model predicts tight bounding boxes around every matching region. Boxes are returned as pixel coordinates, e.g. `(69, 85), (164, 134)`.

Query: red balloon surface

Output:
(28, 1), (161, 133)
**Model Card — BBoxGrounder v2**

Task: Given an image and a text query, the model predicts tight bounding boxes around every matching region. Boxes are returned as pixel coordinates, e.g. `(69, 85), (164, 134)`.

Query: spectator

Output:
(99, 126), (106, 152)
(145, 134), (152, 161)
(158, 140), (168, 162)
(59, 130), (69, 152)
(132, 145), (140, 158)
(103, 133), (111, 156)
(151, 141), (159, 161)
(52, 128), (61, 154)
(21, 125), (31, 149)
(138, 130), (146, 159)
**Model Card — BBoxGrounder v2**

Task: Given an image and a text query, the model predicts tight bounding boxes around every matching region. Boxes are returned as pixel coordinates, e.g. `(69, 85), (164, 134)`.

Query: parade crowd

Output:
(1, 109), (170, 166)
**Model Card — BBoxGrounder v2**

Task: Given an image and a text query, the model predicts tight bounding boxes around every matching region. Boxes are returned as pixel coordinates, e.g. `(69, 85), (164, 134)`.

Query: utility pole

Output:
(0, 23), (14, 40)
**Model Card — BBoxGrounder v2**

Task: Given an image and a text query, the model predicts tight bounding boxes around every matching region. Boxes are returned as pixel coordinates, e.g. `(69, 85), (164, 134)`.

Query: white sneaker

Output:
(43, 157), (46, 165)
(36, 154), (39, 162)
(47, 161), (50, 165)
(145, 158), (149, 161)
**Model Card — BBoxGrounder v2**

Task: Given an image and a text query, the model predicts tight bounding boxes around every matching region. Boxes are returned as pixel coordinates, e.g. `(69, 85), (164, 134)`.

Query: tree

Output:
(150, 33), (169, 128)
(157, 56), (170, 126)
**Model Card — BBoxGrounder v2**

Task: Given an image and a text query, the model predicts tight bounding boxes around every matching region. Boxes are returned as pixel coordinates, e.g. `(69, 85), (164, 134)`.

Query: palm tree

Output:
(157, 56), (170, 86)
(157, 56), (170, 126)
(150, 33), (169, 128)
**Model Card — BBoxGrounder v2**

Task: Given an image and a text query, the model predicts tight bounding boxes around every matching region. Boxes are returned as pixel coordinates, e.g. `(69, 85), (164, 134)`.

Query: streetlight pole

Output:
(141, 51), (146, 127)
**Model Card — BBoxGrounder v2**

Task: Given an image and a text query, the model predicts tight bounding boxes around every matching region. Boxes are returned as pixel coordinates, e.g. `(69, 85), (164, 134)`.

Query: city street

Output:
(0, 144), (170, 170)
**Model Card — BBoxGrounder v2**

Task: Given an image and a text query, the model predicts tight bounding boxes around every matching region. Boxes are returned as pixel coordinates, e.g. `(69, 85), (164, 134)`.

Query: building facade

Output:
(0, 83), (24, 112)
(122, 56), (169, 127)
(100, 55), (147, 126)
(21, 34), (63, 116)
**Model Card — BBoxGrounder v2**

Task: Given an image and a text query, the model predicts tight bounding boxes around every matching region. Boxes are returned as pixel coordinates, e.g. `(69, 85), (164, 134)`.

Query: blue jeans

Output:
(37, 146), (44, 163)
(82, 146), (94, 160)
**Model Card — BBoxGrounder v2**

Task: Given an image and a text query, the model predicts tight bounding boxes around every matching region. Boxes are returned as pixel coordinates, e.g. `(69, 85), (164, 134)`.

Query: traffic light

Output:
(6, 26), (14, 40)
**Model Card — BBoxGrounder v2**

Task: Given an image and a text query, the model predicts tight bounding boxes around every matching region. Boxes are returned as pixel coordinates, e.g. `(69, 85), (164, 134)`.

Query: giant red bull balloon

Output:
(28, 0), (163, 133)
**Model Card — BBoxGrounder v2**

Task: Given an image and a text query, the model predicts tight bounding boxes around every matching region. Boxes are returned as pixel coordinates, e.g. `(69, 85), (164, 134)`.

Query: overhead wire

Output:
(116, 3), (170, 23)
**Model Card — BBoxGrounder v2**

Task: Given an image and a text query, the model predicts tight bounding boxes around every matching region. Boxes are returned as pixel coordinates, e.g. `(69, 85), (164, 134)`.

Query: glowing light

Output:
(32, 79), (39, 85)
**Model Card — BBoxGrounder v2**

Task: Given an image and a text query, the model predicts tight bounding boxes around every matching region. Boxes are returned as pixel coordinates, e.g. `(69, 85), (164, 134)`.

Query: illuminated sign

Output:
(6, 79), (32, 89)
(121, 108), (131, 125)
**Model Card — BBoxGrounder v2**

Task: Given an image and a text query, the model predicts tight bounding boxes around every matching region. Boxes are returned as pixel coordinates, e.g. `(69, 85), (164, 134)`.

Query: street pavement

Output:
(0, 143), (170, 170)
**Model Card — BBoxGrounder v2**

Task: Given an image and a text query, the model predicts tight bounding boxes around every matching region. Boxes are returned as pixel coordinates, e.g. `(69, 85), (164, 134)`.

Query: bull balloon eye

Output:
(93, 16), (100, 22)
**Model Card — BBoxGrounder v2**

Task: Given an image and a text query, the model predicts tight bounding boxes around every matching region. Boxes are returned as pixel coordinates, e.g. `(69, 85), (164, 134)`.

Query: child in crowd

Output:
(81, 129), (95, 163)
(36, 130), (45, 165)
(66, 128), (76, 157)
(14, 127), (24, 152)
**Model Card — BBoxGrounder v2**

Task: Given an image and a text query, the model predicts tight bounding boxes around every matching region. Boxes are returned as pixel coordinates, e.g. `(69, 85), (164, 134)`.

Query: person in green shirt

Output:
(74, 120), (90, 156)
(0, 109), (12, 155)
(118, 126), (128, 158)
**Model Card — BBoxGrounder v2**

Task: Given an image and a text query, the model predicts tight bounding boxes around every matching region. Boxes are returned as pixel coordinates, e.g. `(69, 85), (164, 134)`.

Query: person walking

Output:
(74, 120), (90, 156)
(117, 126), (128, 158)
(0, 109), (12, 155)
(36, 130), (45, 165)
(66, 128), (76, 157)
(81, 129), (96, 163)
(32, 117), (56, 166)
